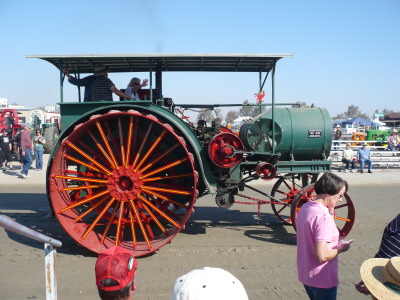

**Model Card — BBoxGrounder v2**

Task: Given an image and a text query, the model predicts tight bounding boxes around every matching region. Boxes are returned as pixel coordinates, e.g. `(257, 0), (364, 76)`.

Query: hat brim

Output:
(360, 258), (400, 300)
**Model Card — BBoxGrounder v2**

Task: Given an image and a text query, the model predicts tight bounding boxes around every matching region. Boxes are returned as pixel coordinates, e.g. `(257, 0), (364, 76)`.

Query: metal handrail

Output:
(0, 214), (62, 300)
(0, 215), (62, 247)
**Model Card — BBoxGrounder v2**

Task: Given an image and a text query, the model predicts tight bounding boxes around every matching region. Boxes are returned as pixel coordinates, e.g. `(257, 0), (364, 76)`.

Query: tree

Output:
(383, 108), (395, 114)
(225, 110), (239, 124)
(214, 108), (223, 121)
(251, 104), (267, 117)
(238, 100), (254, 117)
(332, 105), (370, 120)
(238, 100), (266, 118)
(345, 105), (363, 119)
(196, 109), (214, 124)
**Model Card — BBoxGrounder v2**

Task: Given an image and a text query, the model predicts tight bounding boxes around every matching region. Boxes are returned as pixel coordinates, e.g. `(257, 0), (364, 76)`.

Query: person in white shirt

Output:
(124, 77), (148, 101)
(387, 129), (400, 151)
(341, 142), (356, 173)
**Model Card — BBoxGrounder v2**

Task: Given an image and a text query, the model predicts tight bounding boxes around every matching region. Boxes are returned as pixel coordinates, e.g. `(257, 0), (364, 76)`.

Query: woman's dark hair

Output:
(314, 172), (348, 195)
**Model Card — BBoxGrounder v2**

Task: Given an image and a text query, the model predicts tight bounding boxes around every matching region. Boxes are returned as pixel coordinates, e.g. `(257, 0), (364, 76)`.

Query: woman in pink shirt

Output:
(296, 173), (353, 300)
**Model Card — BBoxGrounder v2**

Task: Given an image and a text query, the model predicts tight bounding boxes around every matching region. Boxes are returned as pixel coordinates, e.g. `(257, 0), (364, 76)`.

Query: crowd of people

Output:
(334, 126), (400, 174)
(0, 124), (46, 178)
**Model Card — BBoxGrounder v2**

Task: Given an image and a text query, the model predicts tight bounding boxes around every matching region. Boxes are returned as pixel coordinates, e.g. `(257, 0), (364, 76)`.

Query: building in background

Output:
(0, 98), (7, 107)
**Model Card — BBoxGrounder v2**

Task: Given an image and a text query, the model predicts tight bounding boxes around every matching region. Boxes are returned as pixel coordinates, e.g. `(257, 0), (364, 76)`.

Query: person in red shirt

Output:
(19, 125), (33, 178)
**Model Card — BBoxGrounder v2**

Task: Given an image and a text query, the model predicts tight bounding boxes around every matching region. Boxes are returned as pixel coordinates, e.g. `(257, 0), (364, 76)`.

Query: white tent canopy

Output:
(233, 116), (253, 123)
(372, 118), (385, 125)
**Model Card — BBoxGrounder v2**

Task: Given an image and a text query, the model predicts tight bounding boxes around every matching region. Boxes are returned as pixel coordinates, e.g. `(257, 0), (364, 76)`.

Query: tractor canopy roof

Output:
(26, 53), (293, 74)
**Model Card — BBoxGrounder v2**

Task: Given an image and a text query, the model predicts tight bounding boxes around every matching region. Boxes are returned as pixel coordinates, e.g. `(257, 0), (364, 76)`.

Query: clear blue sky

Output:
(1, 0), (399, 119)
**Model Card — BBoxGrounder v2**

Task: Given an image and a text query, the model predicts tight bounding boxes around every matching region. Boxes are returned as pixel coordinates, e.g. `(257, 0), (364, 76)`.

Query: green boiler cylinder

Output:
(241, 107), (332, 161)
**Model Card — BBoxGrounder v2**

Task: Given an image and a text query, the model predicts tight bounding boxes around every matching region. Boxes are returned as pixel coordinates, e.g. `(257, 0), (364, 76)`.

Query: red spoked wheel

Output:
(270, 174), (303, 224)
(290, 184), (355, 238)
(208, 132), (244, 168)
(48, 110), (198, 256)
(255, 162), (276, 181)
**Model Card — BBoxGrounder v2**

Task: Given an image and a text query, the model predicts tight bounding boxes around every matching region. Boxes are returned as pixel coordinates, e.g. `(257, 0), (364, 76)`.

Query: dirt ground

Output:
(0, 155), (399, 299)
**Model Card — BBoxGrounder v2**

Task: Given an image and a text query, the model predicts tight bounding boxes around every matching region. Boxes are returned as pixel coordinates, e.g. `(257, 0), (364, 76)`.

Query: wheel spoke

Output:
(334, 216), (351, 222)
(134, 130), (167, 171)
(282, 180), (291, 190)
(139, 143), (180, 173)
(75, 196), (109, 222)
(141, 189), (188, 208)
(128, 210), (137, 248)
(129, 199), (152, 249)
(142, 173), (194, 183)
(88, 131), (118, 170)
(125, 116), (134, 168)
(63, 185), (104, 191)
(105, 120), (122, 166)
(275, 189), (289, 196)
(132, 123), (153, 169)
(141, 202), (166, 233)
(142, 185), (191, 196)
(96, 121), (119, 169)
(65, 155), (105, 174)
(66, 141), (112, 175)
(118, 117), (126, 167)
(335, 203), (349, 209)
(141, 157), (189, 179)
(55, 175), (108, 184)
(276, 204), (289, 214)
(115, 201), (125, 245)
(60, 190), (110, 212)
(101, 201), (119, 243)
(137, 194), (180, 228)
(82, 197), (116, 239)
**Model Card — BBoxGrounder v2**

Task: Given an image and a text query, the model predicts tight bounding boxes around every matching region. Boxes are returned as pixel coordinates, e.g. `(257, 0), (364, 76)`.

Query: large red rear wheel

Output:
(290, 184), (355, 238)
(48, 110), (198, 256)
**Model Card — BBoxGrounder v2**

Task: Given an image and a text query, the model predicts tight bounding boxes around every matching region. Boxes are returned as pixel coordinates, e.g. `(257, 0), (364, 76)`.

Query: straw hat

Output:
(360, 257), (400, 300)
(94, 64), (109, 76)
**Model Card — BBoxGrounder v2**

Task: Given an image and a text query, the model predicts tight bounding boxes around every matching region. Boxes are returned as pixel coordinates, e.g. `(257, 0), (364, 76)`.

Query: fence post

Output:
(45, 243), (58, 300)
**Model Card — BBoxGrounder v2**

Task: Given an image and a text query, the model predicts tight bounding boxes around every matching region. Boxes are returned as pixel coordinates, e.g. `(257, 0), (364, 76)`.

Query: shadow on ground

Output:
(183, 205), (297, 245)
(1, 193), (296, 257)
(0, 192), (95, 257)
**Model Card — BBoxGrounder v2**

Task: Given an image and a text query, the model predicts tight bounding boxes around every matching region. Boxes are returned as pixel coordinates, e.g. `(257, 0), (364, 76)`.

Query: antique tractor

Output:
(42, 116), (61, 154)
(29, 54), (355, 256)
(0, 108), (21, 138)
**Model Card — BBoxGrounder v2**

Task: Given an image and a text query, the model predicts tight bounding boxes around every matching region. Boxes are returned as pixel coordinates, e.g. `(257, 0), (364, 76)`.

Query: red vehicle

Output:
(0, 109), (22, 138)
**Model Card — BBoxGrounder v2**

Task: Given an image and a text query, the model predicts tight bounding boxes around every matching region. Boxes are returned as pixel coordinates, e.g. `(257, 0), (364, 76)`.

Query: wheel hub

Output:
(108, 167), (144, 201)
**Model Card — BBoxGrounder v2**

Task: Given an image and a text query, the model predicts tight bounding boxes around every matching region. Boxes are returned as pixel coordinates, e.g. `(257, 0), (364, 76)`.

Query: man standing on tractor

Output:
(0, 128), (14, 171)
(64, 64), (132, 102)
(63, 67), (97, 102)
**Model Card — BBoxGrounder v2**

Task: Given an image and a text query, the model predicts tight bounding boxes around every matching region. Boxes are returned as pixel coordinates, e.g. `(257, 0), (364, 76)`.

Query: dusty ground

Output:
(0, 155), (399, 299)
